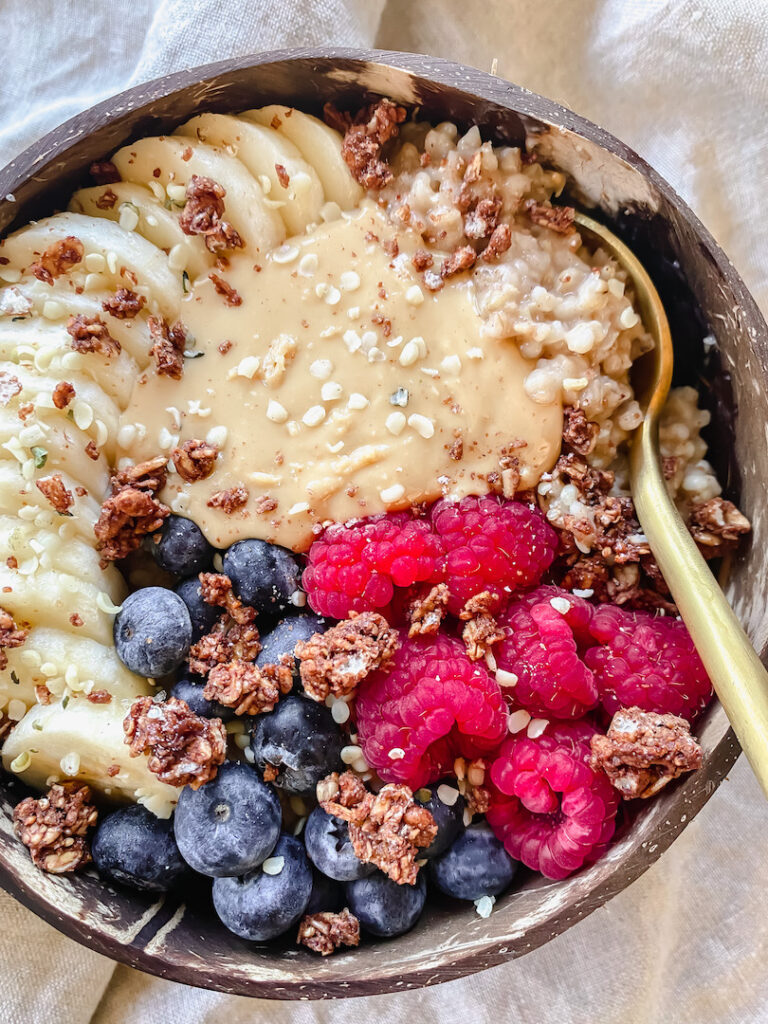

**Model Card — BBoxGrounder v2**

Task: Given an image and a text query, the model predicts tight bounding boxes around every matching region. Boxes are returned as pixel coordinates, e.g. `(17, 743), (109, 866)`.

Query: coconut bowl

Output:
(0, 48), (764, 999)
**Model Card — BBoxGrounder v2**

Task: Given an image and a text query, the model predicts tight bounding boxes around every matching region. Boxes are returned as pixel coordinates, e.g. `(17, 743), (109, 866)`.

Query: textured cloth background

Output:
(2, 2), (767, 1022)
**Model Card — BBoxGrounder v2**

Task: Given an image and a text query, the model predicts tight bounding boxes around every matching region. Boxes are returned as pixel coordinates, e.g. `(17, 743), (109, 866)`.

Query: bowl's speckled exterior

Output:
(0, 49), (765, 1000)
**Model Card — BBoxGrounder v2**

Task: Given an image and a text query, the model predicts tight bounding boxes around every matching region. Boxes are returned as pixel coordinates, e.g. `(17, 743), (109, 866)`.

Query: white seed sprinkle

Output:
(9, 752), (31, 773)
(495, 668), (519, 688)
(347, 393), (369, 410)
(42, 300), (64, 320)
(405, 284), (424, 306)
(408, 413), (435, 439)
(72, 400), (94, 431)
(287, 420), (301, 437)
(302, 404), (326, 427)
(288, 501), (310, 515)
(96, 593), (123, 614)
(309, 359), (333, 380)
(166, 183), (187, 202)
(341, 745), (364, 765)
(84, 252), (106, 272)
(324, 285), (341, 306)
(147, 180), (165, 200)
(118, 203), (139, 232)
(436, 784), (460, 806)
(343, 329), (362, 353)
(7, 699), (27, 721)
(59, 752), (81, 777)
(298, 253), (318, 276)
(320, 381), (343, 402)
(485, 650), (498, 672)
(340, 270), (360, 291)
(620, 306), (640, 329)
(380, 483), (405, 504)
(399, 338), (423, 367)
(387, 747), (406, 760)
(229, 355), (261, 380)
(206, 425), (228, 448)
(272, 244), (300, 264)
(347, 306), (361, 319)
(527, 718), (549, 739)
(474, 895), (496, 919)
(266, 400), (288, 423)
(385, 411), (407, 435)
(466, 347), (485, 360)
(572, 588), (594, 598)
(507, 709), (532, 734)
(327, 440), (344, 453)
(549, 596), (571, 615)
(563, 377), (589, 391)
(290, 589), (307, 607)
(440, 354), (462, 375)
(243, 746), (256, 763)
(262, 856), (285, 876)
(331, 701), (351, 724)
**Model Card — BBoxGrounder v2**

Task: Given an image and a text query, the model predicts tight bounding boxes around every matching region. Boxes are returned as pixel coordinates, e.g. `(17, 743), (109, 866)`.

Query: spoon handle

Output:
(631, 416), (768, 798)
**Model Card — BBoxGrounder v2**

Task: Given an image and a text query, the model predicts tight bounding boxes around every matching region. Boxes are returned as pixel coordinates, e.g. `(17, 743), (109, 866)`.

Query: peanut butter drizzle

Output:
(121, 201), (562, 551)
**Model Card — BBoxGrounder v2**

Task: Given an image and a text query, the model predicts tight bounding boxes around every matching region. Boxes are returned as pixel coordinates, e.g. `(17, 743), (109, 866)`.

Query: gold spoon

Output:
(574, 211), (768, 798)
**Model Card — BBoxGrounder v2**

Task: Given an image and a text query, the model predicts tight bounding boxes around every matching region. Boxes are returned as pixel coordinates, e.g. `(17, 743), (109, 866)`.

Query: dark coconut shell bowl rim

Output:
(0, 48), (764, 1000)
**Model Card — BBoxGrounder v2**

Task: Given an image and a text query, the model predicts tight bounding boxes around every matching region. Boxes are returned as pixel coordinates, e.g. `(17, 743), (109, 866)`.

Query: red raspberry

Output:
(585, 605), (712, 721)
(487, 721), (619, 879)
(303, 513), (442, 619)
(431, 496), (558, 615)
(355, 631), (508, 789)
(495, 586), (598, 719)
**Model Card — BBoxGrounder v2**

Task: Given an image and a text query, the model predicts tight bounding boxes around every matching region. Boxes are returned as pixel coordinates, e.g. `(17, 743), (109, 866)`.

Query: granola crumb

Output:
(36, 473), (74, 515)
(318, 771), (437, 884)
(263, 763), (279, 783)
(148, 316), (186, 380)
(179, 175), (244, 253)
(326, 98), (407, 190)
(93, 455), (169, 562)
(217, 339), (233, 355)
(275, 163), (290, 188)
(188, 612), (261, 676)
(407, 583), (450, 638)
(481, 222), (512, 262)
(208, 272), (242, 307)
(69, 613), (83, 627)
(203, 659), (292, 716)
(0, 371), (22, 407)
(123, 695), (226, 789)
(30, 236), (84, 285)
(85, 440), (100, 461)
(52, 381), (75, 409)
(102, 288), (146, 319)
(207, 485), (249, 514)
(86, 689), (112, 704)
(0, 605), (28, 670)
(590, 706), (703, 799)
(441, 245), (476, 279)
(172, 438), (219, 482)
(89, 160), (121, 185)
(198, 572), (255, 625)
(562, 406), (599, 456)
(524, 199), (576, 234)
(412, 249), (434, 271)
(688, 497), (751, 559)
(453, 756), (491, 816)
(13, 782), (97, 874)
(296, 612), (398, 702)
(95, 188), (118, 210)
(66, 314), (121, 357)
(297, 909), (360, 955)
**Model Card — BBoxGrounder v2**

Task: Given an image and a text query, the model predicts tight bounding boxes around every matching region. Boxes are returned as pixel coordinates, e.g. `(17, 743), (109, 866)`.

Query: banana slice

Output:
(0, 406), (111, 496)
(0, 517), (125, 601)
(0, 212), (182, 321)
(0, 462), (101, 537)
(1, 698), (178, 817)
(0, 565), (120, 645)
(0, 360), (121, 458)
(175, 114), (324, 236)
(69, 182), (213, 279)
(0, 314), (141, 405)
(243, 106), (363, 210)
(1, 626), (150, 711)
(111, 136), (285, 256)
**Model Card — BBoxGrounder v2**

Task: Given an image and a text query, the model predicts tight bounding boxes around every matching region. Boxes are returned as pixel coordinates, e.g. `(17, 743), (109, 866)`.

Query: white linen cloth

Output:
(2, 2), (768, 1021)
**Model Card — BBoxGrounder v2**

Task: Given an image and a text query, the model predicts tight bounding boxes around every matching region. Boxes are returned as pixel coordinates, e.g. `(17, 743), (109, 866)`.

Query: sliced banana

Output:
(1, 698), (178, 818)
(0, 517), (125, 601)
(0, 314), (142, 405)
(69, 182), (213, 279)
(243, 106), (363, 210)
(1, 626), (150, 711)
(0, 212), (181, 321)
(0, 406), (111, 496)
(111, 136), (285, 256)
(0, 565), (120, 646)
(0, 462), (101, 537)
(175, 113), (324, 236)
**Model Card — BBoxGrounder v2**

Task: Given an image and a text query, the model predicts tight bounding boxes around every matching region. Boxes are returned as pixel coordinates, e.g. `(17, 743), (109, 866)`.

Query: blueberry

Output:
(304, 806), (375, 881)
(257, 613), (327, 676)
(91, 805), (187, 893)
(175, 576), (220, 641)
(415, 782), (466, 859)
(428, 822), (518, 900)
(174, 761), (281, 877)
(170, 675), (233, 722)
(305, 867), (344, 915)
(114, 587), (192, 677)
(212, 834), (312, 941)
(346, 871), (427, 938)
(222, 539), (301, 614)
(152, 515), (214, 576)
(249, 695), (344, 794)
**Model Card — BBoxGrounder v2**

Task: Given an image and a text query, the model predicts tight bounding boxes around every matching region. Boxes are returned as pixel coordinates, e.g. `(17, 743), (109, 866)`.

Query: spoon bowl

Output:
(576, 211), (768, 798)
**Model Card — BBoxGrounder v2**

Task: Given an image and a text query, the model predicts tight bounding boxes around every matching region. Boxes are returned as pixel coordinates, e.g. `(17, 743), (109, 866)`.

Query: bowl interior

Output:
(0, 48), (765, 999)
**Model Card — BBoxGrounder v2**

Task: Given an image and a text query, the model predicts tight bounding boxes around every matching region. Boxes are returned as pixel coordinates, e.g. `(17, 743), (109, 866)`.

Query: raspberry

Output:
(355, 631), (507, 789)
(495, 586), (598, 719)
(487, 721), (619, 879)
(585, 605), (712, 721)
(431, 496), (558, 615)
(303, 513), (442, 619)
